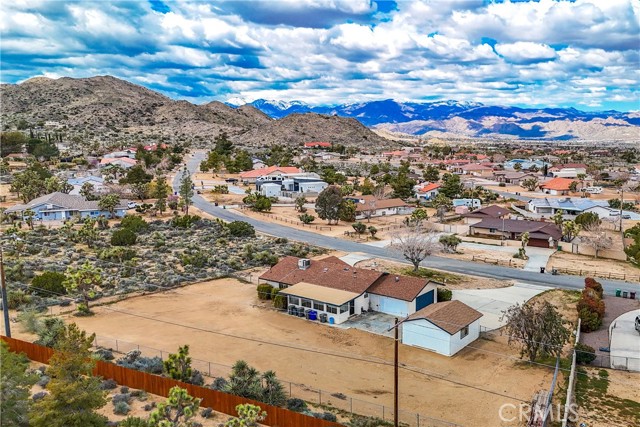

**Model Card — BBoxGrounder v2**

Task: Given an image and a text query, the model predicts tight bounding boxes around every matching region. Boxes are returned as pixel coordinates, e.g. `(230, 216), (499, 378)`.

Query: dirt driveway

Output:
(60, 278), (555, 426)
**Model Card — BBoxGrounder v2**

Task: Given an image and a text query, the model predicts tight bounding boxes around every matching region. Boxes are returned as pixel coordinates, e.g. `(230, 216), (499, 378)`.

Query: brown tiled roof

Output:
(405, 301), (482, 335)
(463, 205), (510, 219)
(367, 273), (431, 302)
(540, 177), (575, 191)
(471, 218), (562, 240)
(259, 256), (383, 294)
(354, 198), (409, 212)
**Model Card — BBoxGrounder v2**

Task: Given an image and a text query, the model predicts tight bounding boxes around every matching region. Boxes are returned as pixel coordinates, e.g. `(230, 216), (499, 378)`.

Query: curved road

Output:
(174, 153), (635, 295)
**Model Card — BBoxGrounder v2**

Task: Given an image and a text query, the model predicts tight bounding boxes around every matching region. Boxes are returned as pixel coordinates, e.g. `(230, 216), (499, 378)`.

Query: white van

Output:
(584, 186), (603, 194)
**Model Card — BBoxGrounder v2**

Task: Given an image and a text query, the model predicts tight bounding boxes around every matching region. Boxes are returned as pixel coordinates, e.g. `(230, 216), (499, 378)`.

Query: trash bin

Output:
(328, 317), (335, 325)
(309, 310), (317, 321)
(615, 289), (621, 297)
(622, 291), (628, 298)
(214, 202), (219, 206)
(319, 313), (328, 323)
(304, 309), (311, 319)
(630, 291), (636, 300)
(552, 269), (558, 275)
(540, 267), (546, 274)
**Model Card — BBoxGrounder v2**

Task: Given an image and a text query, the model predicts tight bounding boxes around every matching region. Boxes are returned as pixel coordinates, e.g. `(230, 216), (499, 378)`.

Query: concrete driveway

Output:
(522, 247), (556, 272)
(452, 283), (551, 330)
(608, 309), (640, 372)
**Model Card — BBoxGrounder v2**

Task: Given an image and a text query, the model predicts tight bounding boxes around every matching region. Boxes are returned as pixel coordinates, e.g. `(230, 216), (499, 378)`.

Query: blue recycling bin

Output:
(328, 317), (335, 325)
(308, 310), (318, 321)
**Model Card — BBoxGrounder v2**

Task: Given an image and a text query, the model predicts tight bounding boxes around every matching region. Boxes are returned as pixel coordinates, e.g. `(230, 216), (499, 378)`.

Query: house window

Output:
(301, 299), (312, 308)
(313, 302), (324, 311)
(339, 303), (349, 314)
(489, 228), (497, 233)
(289, 296), (300, 306)
(461, 326), (469, 338)
(326, 305), (338, 314)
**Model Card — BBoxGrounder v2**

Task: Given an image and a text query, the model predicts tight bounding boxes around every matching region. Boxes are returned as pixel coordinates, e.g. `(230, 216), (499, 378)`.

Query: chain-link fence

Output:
(93, 335), (460, 427)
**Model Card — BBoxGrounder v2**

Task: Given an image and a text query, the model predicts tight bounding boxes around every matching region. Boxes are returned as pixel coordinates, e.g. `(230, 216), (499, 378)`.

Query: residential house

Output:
(493, 171), (537, 185)
(103, 149), (137, 159)
(402, 300), (483, 356)
(549, 163), (588, 178)
(259, 256), (438, 324)
(456, 163), (494, 177)
(346, 195), (415, 220)
(527, 198), (611, 219)
(240, 165), (301, 184)
(99, 157), (137, 169)
(5, 192), (129, 221)
(415, 183), (440, 200)
(539, 177), (576, 195)
(452, 198), (481, 209)
(469, 218), (561, 247)
(503, 159), (548, 171)
(67, 176), (106, 196)
(462, 205), (510, 225)
(304, 141), (332, 149)
(255, 171), (328, 196)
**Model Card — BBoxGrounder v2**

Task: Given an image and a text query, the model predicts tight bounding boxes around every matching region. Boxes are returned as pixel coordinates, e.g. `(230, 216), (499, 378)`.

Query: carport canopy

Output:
(279, 282), (359, 305)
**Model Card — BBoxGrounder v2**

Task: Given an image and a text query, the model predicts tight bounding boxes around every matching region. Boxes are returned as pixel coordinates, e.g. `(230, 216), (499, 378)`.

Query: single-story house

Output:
(549, 163), (587, 178)
(452, 198), (481, 209)
(527, 197), (609, 218)
(259, 183), (282, 198)
(539, 177), (576, 195)
(469, 218), (561, 247)
(304, 142), (332, 149)
(493, 171), (537, 185)
(348, 196), (415, 220)
(99, 157), (137, 169)
(415, 183), (440, 200)
(455, 164), (494, 177)
(402, 300), (483, 356)
(259, 256), (438, 324)
(463, 205), (510, 224)
(240, 166), (301, 184)
(5, 192), (129, 221)
(67, 176), (107, 196)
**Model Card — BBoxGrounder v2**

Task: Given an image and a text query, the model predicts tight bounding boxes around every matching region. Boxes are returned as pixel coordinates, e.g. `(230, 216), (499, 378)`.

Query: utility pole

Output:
(394, 317), (399, 427)
(1, 245), (11, 337)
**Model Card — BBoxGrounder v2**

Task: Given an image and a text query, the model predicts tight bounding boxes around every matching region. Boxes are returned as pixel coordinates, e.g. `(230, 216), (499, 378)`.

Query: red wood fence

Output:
(1, 336), (341, 427)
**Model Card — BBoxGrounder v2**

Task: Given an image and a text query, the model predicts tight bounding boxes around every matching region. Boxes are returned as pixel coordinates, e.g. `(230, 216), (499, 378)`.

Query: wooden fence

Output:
(547, 266), (640, 283)
(471, 255), (522, 267)
(239, 206), (333, 231)
(1, 336), (340, 427)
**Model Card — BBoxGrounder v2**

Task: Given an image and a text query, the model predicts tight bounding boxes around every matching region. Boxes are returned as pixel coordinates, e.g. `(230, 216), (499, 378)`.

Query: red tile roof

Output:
(417, 183), (441, 193)
(540, 177), (576, 191)
(239, 166), (301, 179)
(405, 300), (482, 334)
(304, 142), (332, 148)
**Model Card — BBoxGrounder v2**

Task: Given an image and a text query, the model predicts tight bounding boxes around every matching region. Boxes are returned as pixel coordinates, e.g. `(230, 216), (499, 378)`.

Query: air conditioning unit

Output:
(46, 204), (53, 210)
(298, 259), (311, 270)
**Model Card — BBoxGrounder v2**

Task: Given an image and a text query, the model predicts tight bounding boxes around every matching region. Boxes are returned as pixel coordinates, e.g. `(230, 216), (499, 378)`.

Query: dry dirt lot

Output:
(547, 251), (640, 282)
(440, 245), (527, 269)
(43, 278), (554, 426)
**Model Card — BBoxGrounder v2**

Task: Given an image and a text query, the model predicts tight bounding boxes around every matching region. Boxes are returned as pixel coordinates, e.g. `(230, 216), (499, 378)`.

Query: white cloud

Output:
(495, 42), (557, 64)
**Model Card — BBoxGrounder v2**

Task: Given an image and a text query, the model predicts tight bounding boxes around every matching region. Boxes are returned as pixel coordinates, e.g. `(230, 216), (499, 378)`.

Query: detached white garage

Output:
(367, 274), (438, 318)
(402, 300), (483, 357)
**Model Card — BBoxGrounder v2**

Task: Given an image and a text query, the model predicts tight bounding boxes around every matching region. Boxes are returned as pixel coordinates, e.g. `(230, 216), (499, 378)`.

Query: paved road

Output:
(174, 153), (635, 295)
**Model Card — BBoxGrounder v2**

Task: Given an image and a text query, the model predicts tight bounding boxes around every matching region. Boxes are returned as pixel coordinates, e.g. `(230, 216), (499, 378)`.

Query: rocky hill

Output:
(1, 76), (391, 150)
(247, 99), (640, 142)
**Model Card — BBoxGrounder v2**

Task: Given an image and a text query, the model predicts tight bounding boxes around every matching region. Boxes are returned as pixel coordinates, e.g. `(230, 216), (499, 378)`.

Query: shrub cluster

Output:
(111, 228), (138, 246)
(575, 342), (597, 365)
(437, 288), (452, 302)
(257, 284), (274, 300)
(116, 350), (163, 374)
(577, 278), (606, 332)
(30, 271), (67, 297)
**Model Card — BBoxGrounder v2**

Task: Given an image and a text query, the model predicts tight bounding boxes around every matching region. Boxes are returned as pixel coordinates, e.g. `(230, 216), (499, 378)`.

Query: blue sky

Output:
(1, 0), (639, 111)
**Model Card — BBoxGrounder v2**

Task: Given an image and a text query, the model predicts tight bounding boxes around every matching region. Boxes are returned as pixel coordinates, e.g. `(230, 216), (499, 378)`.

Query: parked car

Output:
(635, 315), (640, 335)
(225, 178), (239, 184)
(127, 201), (137, 209)
(584, 186), (603, 194)
(622, 214), (631, 219)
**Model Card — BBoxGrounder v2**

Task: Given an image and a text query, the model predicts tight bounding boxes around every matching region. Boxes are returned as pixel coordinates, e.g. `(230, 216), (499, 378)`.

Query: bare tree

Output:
(391, 224), (441, 271)
(362, 185), (386, 223)
(581, 223), (613, 259)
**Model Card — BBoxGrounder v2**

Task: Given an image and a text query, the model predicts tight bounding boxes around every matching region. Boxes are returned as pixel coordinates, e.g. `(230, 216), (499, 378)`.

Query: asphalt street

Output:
(173, 153), (636, 295)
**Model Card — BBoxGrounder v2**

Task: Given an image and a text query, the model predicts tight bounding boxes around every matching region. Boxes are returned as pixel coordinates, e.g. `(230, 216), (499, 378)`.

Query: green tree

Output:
(315, 185), (342, 224)
(0, 131), (27, 156)
(120, 165), (153, 185)
(243, 193), (272, 212)
(153, 176), (170, 215)
(501, 301), (570, 362)
(260, 371), (286, 407)
(439, 234), (462, 253)
(409, 208), (429, 226)
(214, 132), (234, 156)
(561, 220), (581, 242)
(98, 194), (121, 218)
(432, 194), (452, 222)
(80, 182), (97, 200)
(224, 360), (263, 401)
(32, 141), (60, 160)
(224, 404), (267, 427)
(359, 177), (375, 195)
(200, 150), (223, 173)
(164, 345), (193, 383)
(368, 226), (377, 237)
(390, 170), (416, 199)
(575, 212), (601, 228)
(298, 213), (315, 224)
(148, 386), (201, 427)
(179, 169), (194, 215)
(1, 341), (37, 427)
(23, 209), (35, 230)
(231, 149), (253, 172)
(30, 271), (67, 297)
(111, 228), (137, 246)
(30, 324), (108, 427)
(422, 165), (440, 182)
(352, 221), (367, 235)
(339, 199), (357, 222)
(131, 182), (150, 201)
(521, 178), (539, 192)
(44, 176), (72, 194)
(63, 262), (103, 313)
(439, 174), (463, 198)
(513, 162), (522, 171)
(227, 221), (255, 237)
(78, 218), (99, 247)
(294, 195), (307, 211)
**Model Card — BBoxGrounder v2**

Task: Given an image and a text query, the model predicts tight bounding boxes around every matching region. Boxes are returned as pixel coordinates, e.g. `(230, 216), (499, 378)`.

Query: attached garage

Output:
(402, 300), (483, 357)
(367, 274), (438, 318)
(415, 290), (434, 311)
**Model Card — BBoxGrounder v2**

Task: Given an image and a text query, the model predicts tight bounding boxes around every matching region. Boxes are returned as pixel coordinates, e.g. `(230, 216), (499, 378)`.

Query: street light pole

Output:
(394, 317), (399, 427)
(1, 245), (11, 337)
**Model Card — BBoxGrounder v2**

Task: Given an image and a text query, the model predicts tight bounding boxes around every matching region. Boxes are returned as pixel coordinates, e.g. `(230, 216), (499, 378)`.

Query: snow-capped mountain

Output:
(245, 99), (640, 141)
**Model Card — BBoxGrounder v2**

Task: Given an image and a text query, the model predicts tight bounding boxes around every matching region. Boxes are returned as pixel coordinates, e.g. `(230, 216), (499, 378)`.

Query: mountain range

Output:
(245, 99), (640, 141)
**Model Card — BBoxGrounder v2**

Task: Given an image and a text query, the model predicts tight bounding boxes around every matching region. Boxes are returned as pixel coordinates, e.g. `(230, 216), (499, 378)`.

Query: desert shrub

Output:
(272, 289), (286, 309)
(7, 289), (32, 309)
(30, 271), (67, 296)
(190, 370), (205, 386)
(584, 278), (603, 299)
(34, 317), (66, 348)
(113, 393), (131, 405)
(437, 288), (452, 302)
(575, 343), (597, 364)
(579, 308), (602, 332)
(119, 417), (150, 427)
(227, 221), (255, 237)
(113, 401), (130, 415)
(171, 214), (201, 228)
(286, 244), (309, 258)
(32, 391), (48, 401)
(200, 407), (213, 419)
(130, 390), (147, 400)
(180, 250), (208, 268)
(111, 228), (137, 246)
(120, 386), (130, 394)
(253, 251), (279, 266)
(275, 237), (288, 244)
(100, 379), (118, 390)
(99, 247), (136, 262)
(37, 375), (50, 388)
(286, 398), (307, 412)
(209, 377), (228, 391)
(95, 348), (115, 361)
(314, 412), (338, 422)
(116, 350), (163, 374)
(143, 402), (156, 411)
(499, 182), (506, 187)
(120, 215), (149, 233)
(577, 289), (605, 319)
(17, 310), (42, 334)
(257, 284), (273, 300)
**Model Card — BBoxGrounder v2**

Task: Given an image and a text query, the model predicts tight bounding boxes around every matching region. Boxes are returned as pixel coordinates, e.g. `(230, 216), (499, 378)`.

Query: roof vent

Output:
(395, 276), (399, 282)
(323, 267), (328, 273)
(298, 259), (311, 270)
